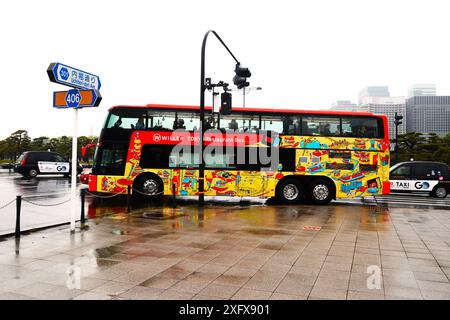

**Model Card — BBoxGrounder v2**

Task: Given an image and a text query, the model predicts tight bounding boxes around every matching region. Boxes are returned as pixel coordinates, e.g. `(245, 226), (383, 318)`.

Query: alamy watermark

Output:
(65, 250), (98, 290)
(366, 265), (382, 290)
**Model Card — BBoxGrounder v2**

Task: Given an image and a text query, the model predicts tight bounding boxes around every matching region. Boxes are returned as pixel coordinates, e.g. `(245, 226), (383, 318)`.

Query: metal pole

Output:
(15, 195), (21, 238)
(199, 34), (207, 207)
(395, 112), (399, 163)
(172, 183), (177, 207)
(70, 108), (78, 232)
(80, 188), (85, 224)
(199, 30), (240, 207)
(126, 185), (131, 213)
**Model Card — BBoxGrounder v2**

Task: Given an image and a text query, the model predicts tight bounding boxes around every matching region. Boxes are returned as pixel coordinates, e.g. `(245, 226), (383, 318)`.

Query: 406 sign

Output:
(66, 89), (81, 108)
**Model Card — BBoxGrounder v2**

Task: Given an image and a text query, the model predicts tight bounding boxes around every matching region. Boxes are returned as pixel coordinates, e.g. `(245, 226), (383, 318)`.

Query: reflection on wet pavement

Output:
(1, 197), (450, 300)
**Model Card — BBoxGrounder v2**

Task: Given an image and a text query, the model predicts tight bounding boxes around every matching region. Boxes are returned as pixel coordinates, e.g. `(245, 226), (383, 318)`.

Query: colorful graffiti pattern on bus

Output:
(95, 132), (389, 198)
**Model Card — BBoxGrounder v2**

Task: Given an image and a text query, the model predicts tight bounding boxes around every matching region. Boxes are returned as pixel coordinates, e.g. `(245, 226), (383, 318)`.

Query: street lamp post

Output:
(199, 30), (241, 207)
(228, 86), (262, 108)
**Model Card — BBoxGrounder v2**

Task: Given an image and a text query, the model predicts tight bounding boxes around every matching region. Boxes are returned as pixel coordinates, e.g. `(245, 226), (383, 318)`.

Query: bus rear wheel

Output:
(134, 174), (164, 199)
(276, 178), (305, 204)
(307, 178), (334, 205)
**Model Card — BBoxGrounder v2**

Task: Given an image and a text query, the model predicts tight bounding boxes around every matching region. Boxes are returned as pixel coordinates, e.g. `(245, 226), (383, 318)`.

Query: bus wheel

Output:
(432, 185), (448, 198)
(134, 174), (163, 198)
(307, 178), (334, 205)
(276, 178), (305, 204)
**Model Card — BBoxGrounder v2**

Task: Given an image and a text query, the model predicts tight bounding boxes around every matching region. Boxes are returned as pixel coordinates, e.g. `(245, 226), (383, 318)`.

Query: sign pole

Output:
(70, 107), (78, 232)
(48, 62), (101, 234)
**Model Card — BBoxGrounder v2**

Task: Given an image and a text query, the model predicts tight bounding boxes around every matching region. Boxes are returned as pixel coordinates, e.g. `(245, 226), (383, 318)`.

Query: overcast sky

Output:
(1, 0), (449, 140)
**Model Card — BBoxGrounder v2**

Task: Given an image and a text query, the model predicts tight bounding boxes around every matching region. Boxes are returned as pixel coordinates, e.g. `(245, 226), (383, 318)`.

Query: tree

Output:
(396, 132), (426, 163)
(444, 133), (450, 146)
(396, 132), (450, 165)
(0, 132), (99, 162)
(433, 147), (450, 165)
(3, 130), (31, 161)
(30, 136), (49, 151)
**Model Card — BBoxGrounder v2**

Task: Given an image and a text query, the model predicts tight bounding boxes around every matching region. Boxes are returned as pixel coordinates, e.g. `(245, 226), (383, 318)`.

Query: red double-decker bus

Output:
(88, 104), (390, 204)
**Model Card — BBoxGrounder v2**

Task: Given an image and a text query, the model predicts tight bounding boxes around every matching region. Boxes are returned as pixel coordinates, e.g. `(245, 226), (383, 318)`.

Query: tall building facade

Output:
(358, 86), (390, 104)
(330, 100), (357, 111)
(359, 96), (406, 139)
(406, 96), (450, 136)
(407, 84), (436, 98)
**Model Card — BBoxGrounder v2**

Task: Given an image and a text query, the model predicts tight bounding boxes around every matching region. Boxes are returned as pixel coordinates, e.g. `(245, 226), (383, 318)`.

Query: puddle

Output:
(141, 231), (169, 238)
(96, 259), (121, 268)
(94, 246), (125, 258)
(240, 227), (292, 236)
(141, 212), (188, 220)
(360, 205), (391, 224)
(258, 243), (284, 250)
(112, 229), (130, 235)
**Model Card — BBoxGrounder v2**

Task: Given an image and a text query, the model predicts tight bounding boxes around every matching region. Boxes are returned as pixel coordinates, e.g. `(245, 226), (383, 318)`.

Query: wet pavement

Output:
(0, 170), (83, 235)
(1, 199), (450, 300)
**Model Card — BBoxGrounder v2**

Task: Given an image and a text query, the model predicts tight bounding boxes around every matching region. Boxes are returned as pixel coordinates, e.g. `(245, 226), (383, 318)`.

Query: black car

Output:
(14, 151), (82, 178)
(389, 161), (450, 198)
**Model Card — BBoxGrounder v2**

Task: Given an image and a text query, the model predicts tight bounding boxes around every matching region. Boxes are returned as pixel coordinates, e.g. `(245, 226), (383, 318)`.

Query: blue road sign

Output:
(47, 63), (101, 90)
(65, 89), (81, 108)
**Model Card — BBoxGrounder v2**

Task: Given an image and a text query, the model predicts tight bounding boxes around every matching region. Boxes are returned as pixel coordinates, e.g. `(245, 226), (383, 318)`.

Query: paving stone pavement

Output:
(1, 202), (450, 300)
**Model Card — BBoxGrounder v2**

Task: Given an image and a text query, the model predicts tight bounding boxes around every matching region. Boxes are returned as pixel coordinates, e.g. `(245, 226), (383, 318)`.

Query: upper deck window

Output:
(220, 114), (258, 132)
(176, 113), (200, 131)
(104, 107), (384, 139)
(302, 116), (340, 136)
(106, 111), (147, 129)
(341, 117), (382, 138)
(148, 112), (176, 131)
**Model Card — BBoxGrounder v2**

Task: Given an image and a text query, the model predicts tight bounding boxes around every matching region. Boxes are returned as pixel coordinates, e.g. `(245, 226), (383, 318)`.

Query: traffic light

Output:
(220, 92), (232, 115)
(394, 112), (403, 126)
(233, 63), (251, 89)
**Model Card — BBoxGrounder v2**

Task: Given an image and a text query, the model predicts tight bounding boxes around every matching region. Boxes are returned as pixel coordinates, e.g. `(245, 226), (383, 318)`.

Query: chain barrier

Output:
(21, 197), (72, 207)
(0, 198), (16, 211)
(131, 187), (164, 197)
(84, 189), (127, 199)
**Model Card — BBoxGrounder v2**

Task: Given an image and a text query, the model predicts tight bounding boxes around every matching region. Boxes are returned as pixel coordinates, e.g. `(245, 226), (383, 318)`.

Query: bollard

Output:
(126, 185), (131, 213)
(15, 195), (22, 239)
(80, 188), (86, 224)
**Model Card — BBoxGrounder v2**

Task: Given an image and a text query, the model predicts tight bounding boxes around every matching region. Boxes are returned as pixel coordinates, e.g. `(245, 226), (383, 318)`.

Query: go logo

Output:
(415, 181), (430, 190)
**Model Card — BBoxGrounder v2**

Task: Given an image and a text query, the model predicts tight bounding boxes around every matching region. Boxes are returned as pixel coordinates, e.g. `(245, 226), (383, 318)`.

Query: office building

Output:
(330, 100), (358, 111)
(406, 96), (450, 136)
(407, 84), (436, 98)
(358, 86), (390, 105)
